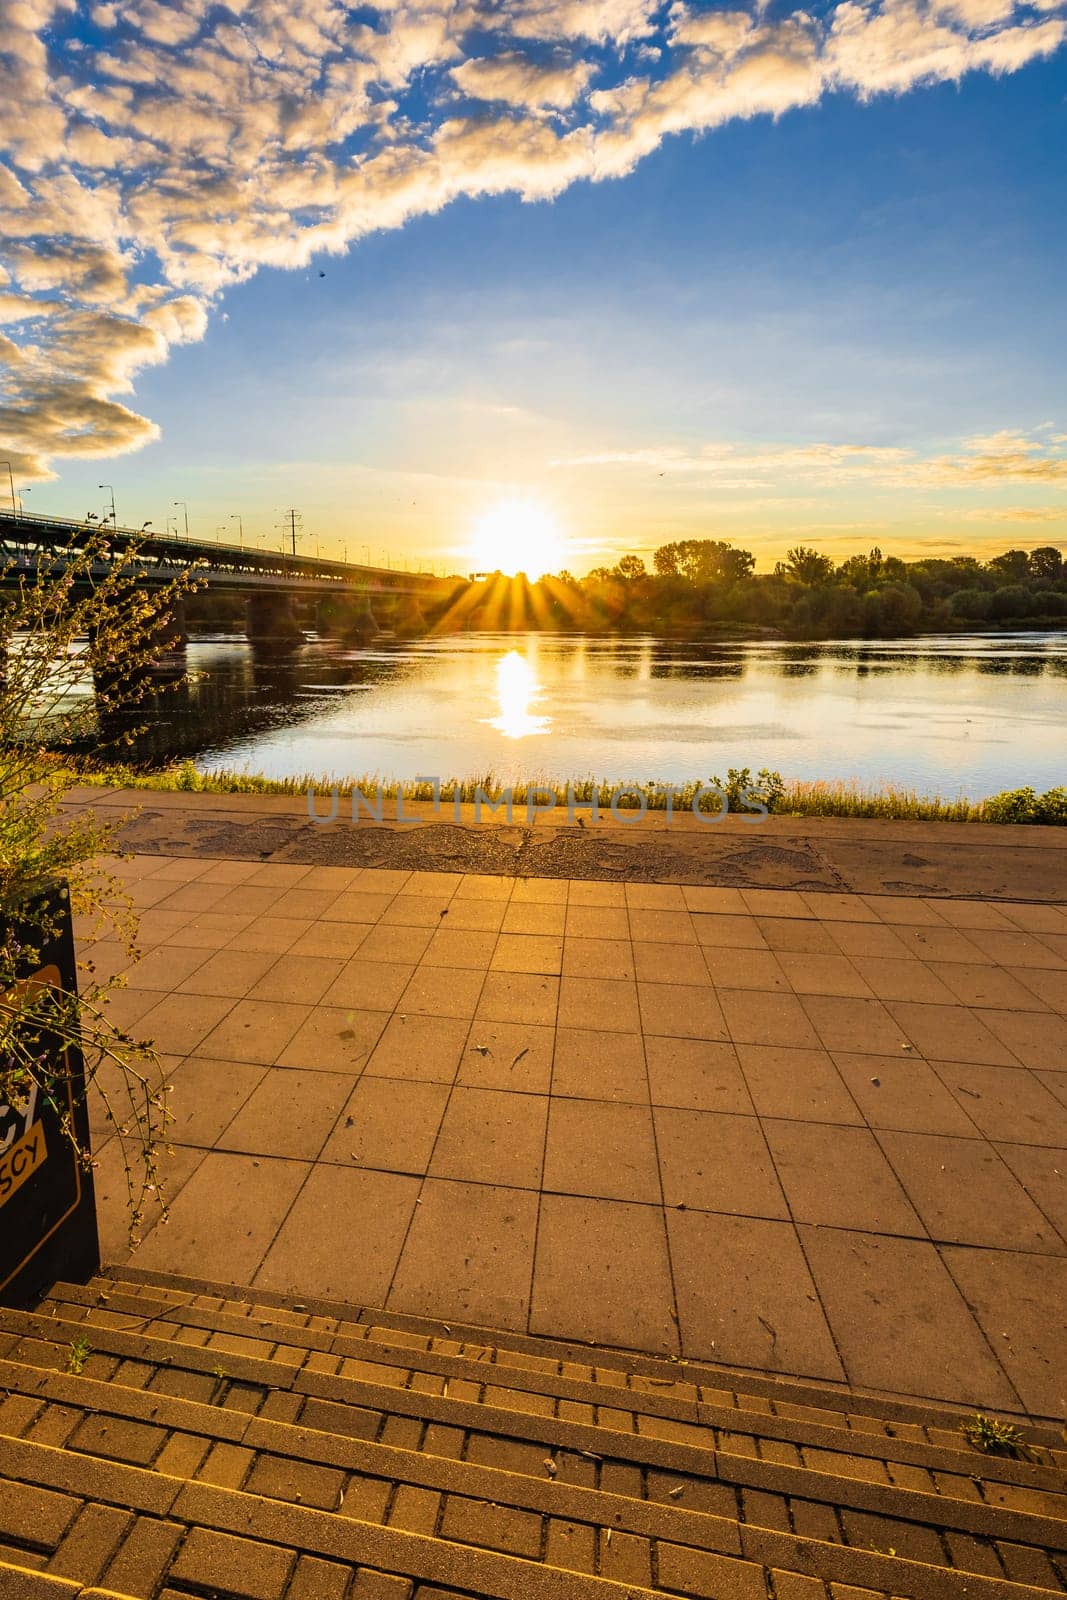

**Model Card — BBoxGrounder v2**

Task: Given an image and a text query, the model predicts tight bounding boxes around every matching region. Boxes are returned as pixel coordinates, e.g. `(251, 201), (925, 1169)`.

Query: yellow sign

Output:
(0, 1120), (48, 1208)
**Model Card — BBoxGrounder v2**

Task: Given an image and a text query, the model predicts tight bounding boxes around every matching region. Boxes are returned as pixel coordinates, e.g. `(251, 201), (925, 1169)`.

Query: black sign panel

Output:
(0, 889), (100, 1307)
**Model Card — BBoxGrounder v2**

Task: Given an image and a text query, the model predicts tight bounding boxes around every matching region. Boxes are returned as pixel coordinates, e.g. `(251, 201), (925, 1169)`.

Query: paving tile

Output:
(656, 1109), (787, 1217)
(364, 1014), (469, 1083)
(217, 1068), (351, 1160)
(721, 992), (821, 1049)
(1010, 966), (1067, 1012)
(455, 873), (513, 901)
(321, 891), (396, 923)
(639, 982), (727, 1040)
(320, 1077), (448, 1173)
(862, 895), (948, 926)
(135, 1152), (309, 1280)
(926, 962), (1051, 1010)
(891, 926), (992, 963)
(972, 1007), (1067, 1070)
(156, 879), (233, 913)
(500, 899), (567, 935)
(511, 876), (569, 904)
(926, 898), (1015, 930)
(175, 948), (279, 998)
(402, 966), (487, 1018)
(421, 929), (499, 969)
(703, 948), (788, 991)
(563, 937), (635, 980)
(275, 1006), (389, 1072)
(801, 892), (880, 922)
(300, 865), (364, 892)
(136, 992), (238, 1055)
(532, 1195), (678, 1354)
(389, 1179), (538, 1331)
(477, 971), (559, 1026)
(681, 886), (748, 914)
(94, 1135), (206, 1265)
(490, 933), (563, 975)
(224, 916), (312, 954)
(826, 921), (913, 959)
(959, 928), (1065, 969)
(940, 1247), (1067, 1416)
(272, 887), (344, 920)
(801, 995), (910, 1054)
(436, 899), (508, 932)
(256, 1166), (421, 1305)
(737, 1045), (863, 1123)
(287, 923), (372, 959)
(194, 998), (313, 1065)
(567, 879), (626, 908)
(1038, 1068), (1067, 1109)
(929, 1061), (1067, 1146)
(644, 1038), (753, 1114)
(848, 958), (956, 1004)
(625, 883), (687, 909)
(741, 889), (811, 918)
(429, 1087), (548, 1188)
(565, 904), (631, 939)
(668, 1210), (842, 1378)
(457, 1022), (554, 1093)
(799, 1227), (1016, 1407)
(763, 1121), (923, 1234)
(323, 959), (415, 1011)
(164, 1056), (267, 1146)
(877, 1131), (1065, 1252)
(403, 869), (460, 898)
(359, 869), (414, 894)
(884, 1002), (1021, 1065)
(556, 976), (638, 1032)
(1000, 902), (1067, 934)
(543, 1100), (661, 1202)
(693, 914), (768, 949)
(246, 862), (313, 887)
(552, 1028), (648, 1102)
(757, 917), (840, 954)
(994, 1144), (1067, 1241)
(628, 909), (696, 944)
(381, 894), (455, 928)
(133, 907), (197, 946)
(249, 955), (347, 1005)
(124, 943), (212, 990)
(831, 1053), (979, 1135)
(777, 953), (873, 998)
(352, 923), (435, 964)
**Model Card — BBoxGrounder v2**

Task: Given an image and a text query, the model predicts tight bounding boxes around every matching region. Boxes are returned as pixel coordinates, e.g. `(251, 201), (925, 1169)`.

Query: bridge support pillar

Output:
(246, 593), (305, 648)
(393, 595), (428, 636)
(316, 592), (380, 641)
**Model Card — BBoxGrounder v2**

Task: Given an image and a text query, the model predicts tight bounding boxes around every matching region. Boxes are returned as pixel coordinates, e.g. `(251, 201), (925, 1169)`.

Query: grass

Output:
(60, 758), (1067, 823)
(960, 1413), (1030, 1458)
(66, 1336), (91, 1376)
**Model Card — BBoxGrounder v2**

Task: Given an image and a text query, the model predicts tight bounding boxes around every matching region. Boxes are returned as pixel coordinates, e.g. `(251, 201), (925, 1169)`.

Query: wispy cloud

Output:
(0, 0), (1064, 476)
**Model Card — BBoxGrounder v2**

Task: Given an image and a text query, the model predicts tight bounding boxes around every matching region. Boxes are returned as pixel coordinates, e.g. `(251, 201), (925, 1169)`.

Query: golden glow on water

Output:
(488, 648), (550, 738)
(468, 498), (567, 581)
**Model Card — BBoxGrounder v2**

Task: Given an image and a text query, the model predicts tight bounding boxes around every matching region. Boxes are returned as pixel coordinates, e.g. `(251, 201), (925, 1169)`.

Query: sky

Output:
(1, 0), (1065, 574)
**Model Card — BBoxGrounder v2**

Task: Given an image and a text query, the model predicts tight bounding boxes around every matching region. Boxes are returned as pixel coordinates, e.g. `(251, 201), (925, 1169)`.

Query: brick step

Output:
(0, 1425), (1062, 1600)
(50, 1277), (1066, 1488)
(0, 1559), (138, 1600)
(2, 1309), (1065, 1596)
(107, 1263), (1059, 1438)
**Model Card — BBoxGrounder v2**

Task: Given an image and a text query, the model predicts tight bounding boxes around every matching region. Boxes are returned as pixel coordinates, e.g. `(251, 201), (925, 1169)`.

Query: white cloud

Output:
(0, 0), (1064, 477)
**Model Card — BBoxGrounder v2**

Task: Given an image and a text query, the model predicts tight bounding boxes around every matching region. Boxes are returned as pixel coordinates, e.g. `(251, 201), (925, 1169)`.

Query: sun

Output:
(468, 497), (567, 581)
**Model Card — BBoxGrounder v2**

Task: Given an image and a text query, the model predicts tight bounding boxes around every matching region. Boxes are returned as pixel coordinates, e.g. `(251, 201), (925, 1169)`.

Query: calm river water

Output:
(138, 631), (1065, 799)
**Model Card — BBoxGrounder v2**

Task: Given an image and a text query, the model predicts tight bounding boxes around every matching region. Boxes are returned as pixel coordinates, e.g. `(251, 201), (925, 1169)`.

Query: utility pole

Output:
(281, 507), (301, 556)
(1, 462), (16, 517)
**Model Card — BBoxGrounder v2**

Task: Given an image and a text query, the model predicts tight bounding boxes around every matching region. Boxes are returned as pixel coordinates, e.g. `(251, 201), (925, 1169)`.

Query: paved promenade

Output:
(81, 827), (1067, 1425)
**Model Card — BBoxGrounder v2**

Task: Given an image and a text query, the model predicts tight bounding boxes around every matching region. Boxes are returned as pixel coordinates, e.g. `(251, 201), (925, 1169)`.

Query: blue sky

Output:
(2, 0), (1065, 570)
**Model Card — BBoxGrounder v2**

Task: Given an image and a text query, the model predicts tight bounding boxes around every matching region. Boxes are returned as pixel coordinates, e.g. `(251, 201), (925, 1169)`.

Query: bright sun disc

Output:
(469, 497), (565, 581)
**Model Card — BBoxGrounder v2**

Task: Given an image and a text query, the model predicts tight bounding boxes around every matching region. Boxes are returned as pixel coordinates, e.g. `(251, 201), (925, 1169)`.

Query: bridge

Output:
(0, 509), (459, 644)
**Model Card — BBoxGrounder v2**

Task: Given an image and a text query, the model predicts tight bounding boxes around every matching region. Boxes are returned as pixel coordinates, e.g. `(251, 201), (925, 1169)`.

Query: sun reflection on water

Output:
(488, 649), (550, 738)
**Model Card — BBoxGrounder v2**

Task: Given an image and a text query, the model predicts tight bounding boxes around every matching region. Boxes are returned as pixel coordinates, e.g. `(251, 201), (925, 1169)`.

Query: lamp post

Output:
(231, 514), (243, 547)
(98, 484), (116, 525)
(1, 462), (17, 517)
(362, 543), (371, 564)
(173, 500), (189, 537)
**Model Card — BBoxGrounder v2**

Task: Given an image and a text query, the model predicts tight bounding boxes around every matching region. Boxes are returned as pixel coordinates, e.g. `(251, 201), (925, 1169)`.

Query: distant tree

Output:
(864, 582), (923, 635)
(987, 549), (1030, 583)
(1028, 546), (1064, 583)
(1031, 588), (1067, 616)
(653, 543), (682, 577)
(837, 548), (883, 587)
(614, 554), (647, 581)
(777, 545), (835, 585)
(989, 584), (1031, 619)
(949, 587), (993, 620)
(652, 539), (754, 584)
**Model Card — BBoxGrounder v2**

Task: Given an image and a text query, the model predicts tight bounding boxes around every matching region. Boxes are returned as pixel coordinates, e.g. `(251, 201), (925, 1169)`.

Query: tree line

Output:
(541, 540), (1067, 638)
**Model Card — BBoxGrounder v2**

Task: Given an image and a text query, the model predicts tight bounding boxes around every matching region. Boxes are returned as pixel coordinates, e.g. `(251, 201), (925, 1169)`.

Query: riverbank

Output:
(67, 760), (1067, 826)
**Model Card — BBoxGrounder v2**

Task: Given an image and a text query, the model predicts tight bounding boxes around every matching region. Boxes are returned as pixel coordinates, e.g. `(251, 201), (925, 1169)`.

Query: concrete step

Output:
(2, 1304), (1065, 1597)
(53, 1274), (1067, 1486)
(0, 1409), (1063, 1600)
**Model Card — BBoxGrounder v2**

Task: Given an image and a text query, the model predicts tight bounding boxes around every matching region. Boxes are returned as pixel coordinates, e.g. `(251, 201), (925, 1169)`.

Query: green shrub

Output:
(982, 786), (1067, 825)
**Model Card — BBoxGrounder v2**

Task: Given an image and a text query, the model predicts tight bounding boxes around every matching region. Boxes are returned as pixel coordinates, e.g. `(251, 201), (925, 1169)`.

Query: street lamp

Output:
(98, 484), (116, 525)
(1, 462), (17, 516)
(231, 514), (244, 546)
(362, 543), (371, 564)
(173, 500), (189, 537)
